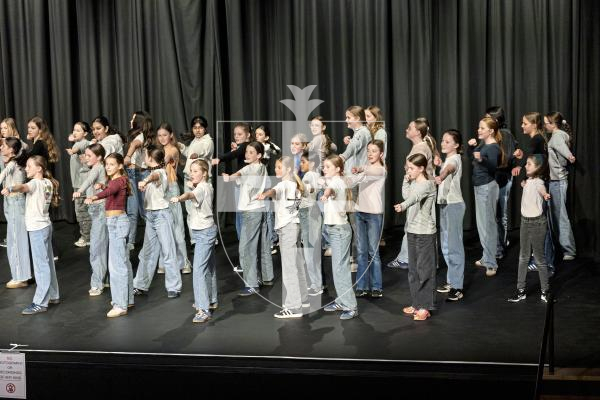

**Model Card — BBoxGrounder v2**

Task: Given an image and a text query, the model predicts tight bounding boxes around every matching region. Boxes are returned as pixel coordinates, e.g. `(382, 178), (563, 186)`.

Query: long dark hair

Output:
(130, 111), (155, 147)
(93, 116), (126, 143)
(545, 111), (574, 147)
(28, 116), (59, 163)
(28, 155), (61, 207)
(104, 153), (132, 196)
(4, 137), (28, 167)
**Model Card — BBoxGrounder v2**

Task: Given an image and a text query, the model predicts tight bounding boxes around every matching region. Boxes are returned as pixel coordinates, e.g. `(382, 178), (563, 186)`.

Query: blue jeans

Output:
(474, 181), (499, 269)
(240, 210), (274, 288)
(355, 212), (383, 291)
(496, 178), (513, 257)
(326, 224), (357, 310)
(299, 205), (322, 290)
(29, 225), (59, 307)
(235, 186), (242, 240)
(134, 208), (182, 293)
(163, 182), (189, 269)
(88, 203), (108, 289)
(265, 203), (278, 244)
(126, 168), (148, 245)
(549, 180), (576, 257)
(440, 202), (465, 289)
(5, 195), (31, 281)
(278, 222), (308, 310)
(106, 214), (133, 309)
(191, 225), (218, 312)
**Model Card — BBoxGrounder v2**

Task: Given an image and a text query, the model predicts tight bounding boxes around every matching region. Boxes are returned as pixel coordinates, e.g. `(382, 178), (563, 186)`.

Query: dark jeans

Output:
(407, 232), (437, 310)
(518, 215), (550, 292)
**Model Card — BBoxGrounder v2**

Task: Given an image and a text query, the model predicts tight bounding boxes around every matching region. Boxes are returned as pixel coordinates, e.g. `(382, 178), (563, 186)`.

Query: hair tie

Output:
(562, 119), (567, 124)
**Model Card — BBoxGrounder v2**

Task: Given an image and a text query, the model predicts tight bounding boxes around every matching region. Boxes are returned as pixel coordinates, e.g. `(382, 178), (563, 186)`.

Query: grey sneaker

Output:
(22, 303), (47, 315)
(192, 310), (212, 323)
(340, 310), (358, 320)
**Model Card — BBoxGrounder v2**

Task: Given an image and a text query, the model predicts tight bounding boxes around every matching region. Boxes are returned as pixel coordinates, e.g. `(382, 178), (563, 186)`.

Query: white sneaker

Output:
(74, 237), (89, 247)
(323, 248), (332, 257)
(89, 287), (103, 296)
(182, 260), (192, 274)
(562, 254), (575, 261)
(107, 306), (127, 318)
(351, 262), (358, 273)
(157, 266), (165, 274)
(274, 308), (302, 319)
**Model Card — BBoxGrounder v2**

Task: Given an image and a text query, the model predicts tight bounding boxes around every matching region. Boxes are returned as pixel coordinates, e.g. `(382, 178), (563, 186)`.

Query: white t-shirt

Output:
(188, 182), (215, 230)
(521, 177), (546, 218)
(129, 133), (146, 167)
(437, 154), (463, 204)
(25, 178), (53, 231)
(183, 135), (214, 176)
(323, 176), (349, 225)
(144, 169), (169, 210)
(100, 134), (124, 156)
(300, 170), (320, 209)
(237, 163), (267, 211)
(272, 180), (300, 230)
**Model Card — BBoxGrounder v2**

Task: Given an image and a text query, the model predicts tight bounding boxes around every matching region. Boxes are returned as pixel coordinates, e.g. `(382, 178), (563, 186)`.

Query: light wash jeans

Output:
(29, 225), (59, 307)
(317, 189), (330, 250)
(106, 214), (133, 309)
(474, 181), (499, 269)
(240, 210), (274, 288)
(278, 222), (308, 310)
(299, 205), (322, 291)
(126, 168), (148, 245)
(88, 203), (108, 289)
(5, 195), (31, 281)
(440, 202), (465, 289)
(265, 199), (279, 244)
(163, 182), (189, 269)
(355, 212), (383, 291)
(326, 224), (357, 311)
(496, 178), (513, 257)
(191, 225), (218, 312)
(549, 180), (576, 257)
(134, 208), (182, 293)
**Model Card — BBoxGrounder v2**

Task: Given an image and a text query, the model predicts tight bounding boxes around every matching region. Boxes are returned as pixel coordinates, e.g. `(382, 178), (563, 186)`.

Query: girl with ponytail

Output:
(8, 155), (60, 314)
(257, 156), (309, 318)
(544, 112), (576, 260)
(132, 145), (182, 299)
(467, 117), (502, 277)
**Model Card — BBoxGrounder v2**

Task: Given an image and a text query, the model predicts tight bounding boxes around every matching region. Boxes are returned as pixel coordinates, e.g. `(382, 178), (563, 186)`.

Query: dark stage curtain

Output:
(0, 0), (598, 260)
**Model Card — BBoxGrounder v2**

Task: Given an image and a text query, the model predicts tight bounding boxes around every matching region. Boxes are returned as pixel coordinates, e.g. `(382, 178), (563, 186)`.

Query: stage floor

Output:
(1, 222), (598, 368)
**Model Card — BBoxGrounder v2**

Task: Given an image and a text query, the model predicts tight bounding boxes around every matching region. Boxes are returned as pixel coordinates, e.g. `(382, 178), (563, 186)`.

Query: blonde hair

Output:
(366, 106), (384, 138)
(1, 118), (20, 138)
(191, 159), (210, 183)
(480, 116), (506, 167)
(413, 117), (437, 155)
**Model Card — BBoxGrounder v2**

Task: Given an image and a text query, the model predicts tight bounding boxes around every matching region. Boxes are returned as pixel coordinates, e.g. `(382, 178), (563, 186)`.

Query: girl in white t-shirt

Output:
(434, 130), (465, 302)
(132, 145), (182, 298)
(508, 155), (552, 303)
(171, 159), (218, 323)
(258, 156), (308, 318)
(223, 141), (274, 296)
(8, 156), (60, 315)
(320, 155), (358, 320)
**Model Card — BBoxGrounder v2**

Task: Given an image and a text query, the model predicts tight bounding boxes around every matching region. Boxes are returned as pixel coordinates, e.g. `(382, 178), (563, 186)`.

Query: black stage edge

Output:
(1, 222), (600, 398)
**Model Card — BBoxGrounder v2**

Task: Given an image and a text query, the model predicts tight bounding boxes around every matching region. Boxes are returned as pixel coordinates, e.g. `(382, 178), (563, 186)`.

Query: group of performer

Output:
(0, 104), (576, 322)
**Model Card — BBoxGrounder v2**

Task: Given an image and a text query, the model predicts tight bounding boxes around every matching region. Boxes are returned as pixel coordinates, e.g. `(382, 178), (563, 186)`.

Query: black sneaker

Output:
(508, 289), (526, 303)
(446, 288), (464, 301)
(356, 289), (370, 298)
(370, 289), (383, 298)
(436, 283), (451, 293)
(133, 288), (147, 296)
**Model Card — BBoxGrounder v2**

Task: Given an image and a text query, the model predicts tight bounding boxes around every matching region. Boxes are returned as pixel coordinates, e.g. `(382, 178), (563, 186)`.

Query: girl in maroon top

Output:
(86, 153), (132, 318)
